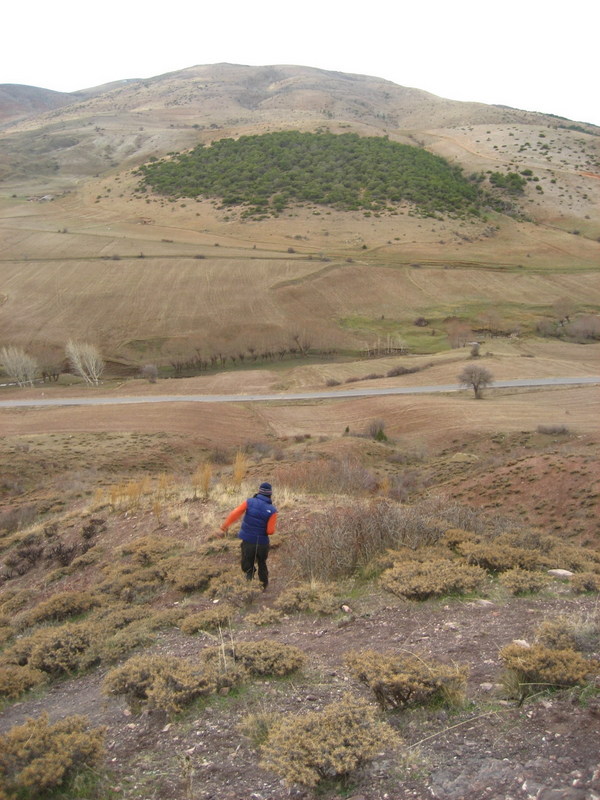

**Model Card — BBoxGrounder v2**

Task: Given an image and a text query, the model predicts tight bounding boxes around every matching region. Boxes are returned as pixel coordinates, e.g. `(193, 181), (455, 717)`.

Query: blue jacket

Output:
(238, 495), (277, 546)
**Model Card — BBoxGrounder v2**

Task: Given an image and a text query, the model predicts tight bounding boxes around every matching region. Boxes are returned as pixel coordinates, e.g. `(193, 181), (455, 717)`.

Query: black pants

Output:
(240, 540), (269, 588)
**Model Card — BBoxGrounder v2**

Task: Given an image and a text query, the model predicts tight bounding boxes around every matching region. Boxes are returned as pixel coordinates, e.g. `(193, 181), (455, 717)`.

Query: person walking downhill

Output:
(220, 482), (277, 589)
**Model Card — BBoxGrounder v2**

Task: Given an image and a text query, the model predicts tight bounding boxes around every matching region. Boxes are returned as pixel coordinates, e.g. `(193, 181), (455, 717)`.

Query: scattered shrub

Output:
(206, 570), (262, 606)
(202, 639), (305, 678)
(458, 542), (549, 573)
(0, 665), (46, 699)
(260, 695), (400, 788)
(288, 498), (449, 580)
(120, 535), (177, 565)
(499, 567), (549, 595)
(19, 591), (99, 628)
(537, 424), (569, 435)
(499, 642), (599, 701)
(381, 558), (487, 600)
(345, 650), (468, 709)
(0, 713), (104, 797)
(499, 568), (550, 595)
(440, 528), (477, 551)
(103, 654), (215, 714)
(274, 582), (339, 615)
(179, 604), (235, 634)
(165, 554), (222, 593)
(535, 617), (579, 651)
(238, 710), (280, 747)
(8, 622), (96, 676)
(571, 572), (600, 594)
(246, 608), (283, 626)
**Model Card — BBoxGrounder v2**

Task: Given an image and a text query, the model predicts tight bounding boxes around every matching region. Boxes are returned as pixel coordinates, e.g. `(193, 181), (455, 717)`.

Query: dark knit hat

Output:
(258, 482), (272, 496)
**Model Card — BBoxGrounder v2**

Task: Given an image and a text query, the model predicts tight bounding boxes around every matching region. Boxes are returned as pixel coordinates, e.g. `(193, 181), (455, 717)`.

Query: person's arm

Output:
(266, 511), (277, 536)
(220, 501), (247, 532)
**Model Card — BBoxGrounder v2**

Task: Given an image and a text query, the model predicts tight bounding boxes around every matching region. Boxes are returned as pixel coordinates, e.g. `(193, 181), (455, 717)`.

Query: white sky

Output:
(3, 0), (598, 126)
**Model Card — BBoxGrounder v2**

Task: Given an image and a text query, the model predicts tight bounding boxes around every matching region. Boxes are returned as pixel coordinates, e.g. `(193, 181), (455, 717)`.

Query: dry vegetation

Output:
(0, 62), (599, 800)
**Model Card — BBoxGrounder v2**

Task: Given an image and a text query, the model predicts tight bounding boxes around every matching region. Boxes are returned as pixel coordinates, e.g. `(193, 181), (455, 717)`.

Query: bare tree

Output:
(66, 340), (104, 385)
(0, 346), (38, 386)
(458, 364), (494, 399)
(140, 364), (158, 383)
(552, 297), (575, 327)
(447, 320), (472, 349)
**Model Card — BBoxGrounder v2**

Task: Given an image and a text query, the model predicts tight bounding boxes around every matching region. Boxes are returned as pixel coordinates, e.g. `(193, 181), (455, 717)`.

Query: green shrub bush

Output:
(535, 617), (579, 651)
(498, 568), (549, 595)
(345, 649), (468, 709)
(179, 604), (235, 634)
(246, 608), (283, 626)
(499, 642), (599, 700)
(164, 554), (222, 593)
(103, 654), (216, 714)
(5, 622), (96, 676)
(206, 570), (262, 605)
(0, 713), (104, 798)
(380, 558), (487, 600)
(260, 695), (400, 788)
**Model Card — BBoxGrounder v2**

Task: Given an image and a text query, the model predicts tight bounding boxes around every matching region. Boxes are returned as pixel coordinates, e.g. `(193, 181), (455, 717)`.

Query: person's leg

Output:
(240, 541), (256, 581)
(255, 544), (269, 588)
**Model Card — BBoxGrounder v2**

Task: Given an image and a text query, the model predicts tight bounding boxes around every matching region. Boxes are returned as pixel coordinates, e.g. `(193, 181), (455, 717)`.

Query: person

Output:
(220, 482), (277, 589)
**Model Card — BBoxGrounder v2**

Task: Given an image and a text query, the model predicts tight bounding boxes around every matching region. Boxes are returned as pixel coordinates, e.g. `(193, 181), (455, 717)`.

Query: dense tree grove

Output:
(135, 131), (483, 217)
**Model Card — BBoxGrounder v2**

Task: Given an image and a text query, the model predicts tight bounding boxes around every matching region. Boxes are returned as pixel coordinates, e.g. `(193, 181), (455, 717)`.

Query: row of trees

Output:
(0, 341), (104, 387)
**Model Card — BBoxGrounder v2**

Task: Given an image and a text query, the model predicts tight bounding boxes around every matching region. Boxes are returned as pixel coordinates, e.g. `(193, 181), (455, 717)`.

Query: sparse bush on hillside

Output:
(260, 695), (400, 788)
(0, 713), (104, 798)
(499, 642), (599, 701)
(6, 622), (96, 676)
(274, 582), (340, 615)
(201, 639), (305, 678)
(537, 424), (570, 435)
(165, 554), (222, 593)
(206, 570), (263, 606)
(571, 572), (600, 594)
(274, 456), (377, 495)
(18, 590), (99, 628)
(457, 541), (551, 573)
(0, 665), (46, 699)
(499, 568), (550, 595)
(345, 650), (468, 709)
(179, 604), (235, 634)
(381, 558), (487, 600)
(103, 654), (216, 714)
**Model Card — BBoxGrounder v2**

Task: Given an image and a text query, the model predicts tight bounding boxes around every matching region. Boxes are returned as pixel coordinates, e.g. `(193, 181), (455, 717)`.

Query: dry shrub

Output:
(146, 607), (187, 630)
(103, 654), (215, 714)
(238, 709), (280, 747)
(246, 608), (283, 626)
(0, 665), (46, 699)
(537, 424), (569, 435)
(206, 570), (263, 606)
(571, 572), (600, 593)
(274, 582), (340, 615)
(6, 622), (96, 676)
(274, 456), (376, 495)
(179, 604), (235, 634)
(289, 499), (448, 580)
(260, 695), (399, 788)
(535, 617), (580, 651)
(98, 562), (167, 601)
(120, 535), (178, 564)
(548, 545), (598, 573)
(18, 590), (99, 628)
(498, 568), (549, 595)
(381, 558), (487, 600)
(345, 650), (468, 710)
(0, 623), (14, 647)
(202, 639), (305, 678)
(0, 713), (104, 797)
(458, 542), (550, 573)
(499, 642), (599, 700)
(164, 554), (222, 593)
(440, 528), (478, 551)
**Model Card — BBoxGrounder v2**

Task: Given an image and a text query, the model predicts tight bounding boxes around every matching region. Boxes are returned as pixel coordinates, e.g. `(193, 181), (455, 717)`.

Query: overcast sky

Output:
(4, 0), (598, 126)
